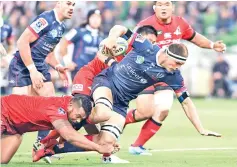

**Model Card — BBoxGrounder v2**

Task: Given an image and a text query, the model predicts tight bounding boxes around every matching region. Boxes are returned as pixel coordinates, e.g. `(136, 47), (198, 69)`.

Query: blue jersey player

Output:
(89, 25), (221, 163)
(60, 9), (104, 79)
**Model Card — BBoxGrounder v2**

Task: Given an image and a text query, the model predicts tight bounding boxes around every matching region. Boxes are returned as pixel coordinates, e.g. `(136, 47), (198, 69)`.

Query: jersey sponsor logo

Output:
(135, 56), (145, 64)
(123, 63), (147, 84)
(174, 26), (181, 36)
(30, 18), (48, 33)
(72, 84), (84, 92)
(135, 34), (145, 43)
(58, 107), (66, 115)
(164, 32), (172, 39)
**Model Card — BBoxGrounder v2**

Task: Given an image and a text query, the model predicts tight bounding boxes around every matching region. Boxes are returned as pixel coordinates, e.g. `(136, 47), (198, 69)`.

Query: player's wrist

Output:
(209, 41), (214, 49)
(26, 63), (37, 72)
(104, 57), (114, 65)
(54, 64), (63, 71)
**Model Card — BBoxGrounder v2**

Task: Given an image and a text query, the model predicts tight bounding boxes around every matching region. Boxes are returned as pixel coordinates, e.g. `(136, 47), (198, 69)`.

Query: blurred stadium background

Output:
(1, 1), (237, 166)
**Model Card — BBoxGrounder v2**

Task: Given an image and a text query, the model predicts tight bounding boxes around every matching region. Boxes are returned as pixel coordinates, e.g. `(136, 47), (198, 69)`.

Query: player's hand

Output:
(200, 129), (221, 137)
(101, 37), (117, 56)
(97, 144), (114, 154)
(55, 64), (69, 87)
(66, 62), (77, 71)
(213, 40), (226, 53)
(29, 69), (46, 89)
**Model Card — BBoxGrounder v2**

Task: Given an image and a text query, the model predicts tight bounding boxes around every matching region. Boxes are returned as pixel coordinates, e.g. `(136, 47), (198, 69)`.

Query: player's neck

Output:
(54, 8), (64, 23)
(157, 17), (172, 25)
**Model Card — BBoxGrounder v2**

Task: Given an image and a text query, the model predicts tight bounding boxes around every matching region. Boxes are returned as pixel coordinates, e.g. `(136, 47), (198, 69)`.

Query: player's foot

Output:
(128, 145), (152, 156)
(102, 155), (130, 163)
(32, 139), (57, 163)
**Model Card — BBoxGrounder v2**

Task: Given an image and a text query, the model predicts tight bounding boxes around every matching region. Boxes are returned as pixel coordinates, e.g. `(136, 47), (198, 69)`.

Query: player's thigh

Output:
(99, 112), (125, 145)
(12, 85), (33, 95)
(1, 134), (22, 164)
(35, 81), (55, 96)
(136, 94), (155, 118)
(153, 89), (174, 121)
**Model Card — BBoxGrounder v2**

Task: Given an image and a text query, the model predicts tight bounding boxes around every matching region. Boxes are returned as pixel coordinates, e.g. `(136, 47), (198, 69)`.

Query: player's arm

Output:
(176, 91), (221, 137)
(52, 119), (114, 154)
(190, 33), (226, 52)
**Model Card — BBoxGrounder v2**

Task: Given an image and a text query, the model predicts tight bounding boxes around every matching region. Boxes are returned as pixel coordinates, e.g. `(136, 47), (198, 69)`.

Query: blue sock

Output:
(37, 130), (49, 140)
(53, 142), (85, 154)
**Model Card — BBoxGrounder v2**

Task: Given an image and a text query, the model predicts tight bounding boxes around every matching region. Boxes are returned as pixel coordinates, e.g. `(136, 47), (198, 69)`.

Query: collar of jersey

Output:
(154, 14), (173, 25)
(53, 9), (63, 24)
(86, 25), (99, 34)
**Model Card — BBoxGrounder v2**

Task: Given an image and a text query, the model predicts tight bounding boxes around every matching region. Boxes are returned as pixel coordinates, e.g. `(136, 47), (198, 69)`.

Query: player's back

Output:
(1, 95), (71, 134)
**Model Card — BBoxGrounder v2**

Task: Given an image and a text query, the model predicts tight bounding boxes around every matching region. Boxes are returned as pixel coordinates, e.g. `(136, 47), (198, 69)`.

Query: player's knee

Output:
(1, 157), (10, 164)
(138, 109), (153, 120)
(159, 110), (169, 121)
(100, 124), (122, 144)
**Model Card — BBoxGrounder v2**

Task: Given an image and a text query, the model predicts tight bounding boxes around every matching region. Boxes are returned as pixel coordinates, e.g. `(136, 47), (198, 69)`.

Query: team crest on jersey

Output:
(30, 18), (48, 33)
(135, 55), (145, 64)
(174, 26), (181, 35)
(72, 84), (83, 92)
(135, 34), (145, 43)
(157, 30), (163, 35)
(50, 29), (58, 38)
(83, 34), (93, 43)
(58, 107), (66, 115)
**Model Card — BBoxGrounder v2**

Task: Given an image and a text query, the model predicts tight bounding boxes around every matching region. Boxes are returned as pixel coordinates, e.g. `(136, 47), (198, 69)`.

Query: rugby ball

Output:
(99, 37), (128, 57)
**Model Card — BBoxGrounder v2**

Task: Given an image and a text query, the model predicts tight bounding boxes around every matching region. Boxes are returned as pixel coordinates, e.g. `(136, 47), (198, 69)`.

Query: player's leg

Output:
(1, 134), (22, 164)
(125, 86), (155, 125)
(129, 89), (174, 155)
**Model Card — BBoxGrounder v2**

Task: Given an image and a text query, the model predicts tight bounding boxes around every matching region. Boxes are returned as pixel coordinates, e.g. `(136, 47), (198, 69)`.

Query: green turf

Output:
(6, 98), (237, 167)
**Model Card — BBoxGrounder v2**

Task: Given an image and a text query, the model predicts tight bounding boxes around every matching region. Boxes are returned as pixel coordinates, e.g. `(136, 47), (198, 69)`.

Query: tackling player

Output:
(0, 94), (114, 164)
(125, 0), (226, 154)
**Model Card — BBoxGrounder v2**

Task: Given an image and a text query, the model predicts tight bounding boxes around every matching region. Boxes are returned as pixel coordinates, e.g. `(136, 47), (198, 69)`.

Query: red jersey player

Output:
(126, 0), (225, 155)
(0, 94), (114, 164)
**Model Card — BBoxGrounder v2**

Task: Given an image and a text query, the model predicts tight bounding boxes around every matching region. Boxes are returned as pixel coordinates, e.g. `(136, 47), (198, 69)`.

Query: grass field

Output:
(6, 98), (237, 167)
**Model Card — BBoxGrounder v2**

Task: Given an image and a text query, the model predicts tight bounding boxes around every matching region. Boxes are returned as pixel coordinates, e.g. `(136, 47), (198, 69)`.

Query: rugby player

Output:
(125, 0), (226, 154)
(0, 94), (114, 164)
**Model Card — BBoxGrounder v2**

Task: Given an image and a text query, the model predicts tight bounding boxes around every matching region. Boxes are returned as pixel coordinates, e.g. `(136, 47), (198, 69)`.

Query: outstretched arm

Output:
(52, 119), (114, 154)
(176, 91), (221, 137)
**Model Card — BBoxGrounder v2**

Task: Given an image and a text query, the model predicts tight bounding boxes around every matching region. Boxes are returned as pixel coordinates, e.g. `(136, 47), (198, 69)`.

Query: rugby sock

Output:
(37, 130), (49, 140)
(132, 118), (162, 147)
(125, 109), (137, 125)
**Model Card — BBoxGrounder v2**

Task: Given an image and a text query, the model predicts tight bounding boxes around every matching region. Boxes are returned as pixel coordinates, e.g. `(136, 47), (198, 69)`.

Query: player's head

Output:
(136, 25), (157, 44)
(87, 9), (102, 29)
(67, 94), (92, 123)
(56, 0), (76, 20)
(160, 43), (188, 71)
(153, 0), (173, 22)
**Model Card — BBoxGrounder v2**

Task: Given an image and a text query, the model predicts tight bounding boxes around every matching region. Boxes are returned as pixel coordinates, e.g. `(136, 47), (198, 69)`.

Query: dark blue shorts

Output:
(91, 73), (129, 118)
(8, 56), (51, 87)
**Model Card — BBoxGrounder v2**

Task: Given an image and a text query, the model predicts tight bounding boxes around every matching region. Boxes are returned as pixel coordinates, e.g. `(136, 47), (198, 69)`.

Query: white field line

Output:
(17, 147), (237, 155)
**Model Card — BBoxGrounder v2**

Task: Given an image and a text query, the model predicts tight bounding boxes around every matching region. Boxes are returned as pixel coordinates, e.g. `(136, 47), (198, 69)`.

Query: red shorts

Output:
(72, 69), (95, 96)
(1, 110), (18, 136)
(139, 82), (172, 95)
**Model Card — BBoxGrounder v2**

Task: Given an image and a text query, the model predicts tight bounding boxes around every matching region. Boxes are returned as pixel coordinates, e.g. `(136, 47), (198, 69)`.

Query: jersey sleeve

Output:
(164, 71), (187, 93)
(28, 13), (50, 38)
(129, 33), (153, 52)
(46, 106), (68, 123)
(64, 28), (81, 44)
(180, 17), (196, 41)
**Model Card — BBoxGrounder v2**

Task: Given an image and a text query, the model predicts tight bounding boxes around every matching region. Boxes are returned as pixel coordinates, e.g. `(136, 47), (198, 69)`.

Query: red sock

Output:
(132, 118), (162, 147)
(103, 153), (111, 157)
(125, 109), (137, 125)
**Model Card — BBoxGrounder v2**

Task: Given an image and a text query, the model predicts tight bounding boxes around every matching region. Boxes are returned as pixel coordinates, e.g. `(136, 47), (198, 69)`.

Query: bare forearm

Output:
(45, 52), (60, 68)
(108, 25), (128, 38)
(17, 40), (34, 67)
(181, 98), (204, 133)
(191, 32), (213, 49)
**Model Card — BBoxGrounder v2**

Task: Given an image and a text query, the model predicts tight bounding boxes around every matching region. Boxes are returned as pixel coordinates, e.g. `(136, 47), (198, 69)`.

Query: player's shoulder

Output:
(36, 10), (54, 24)
(138, 14), (156, 26)
(172, 15), (188, 23)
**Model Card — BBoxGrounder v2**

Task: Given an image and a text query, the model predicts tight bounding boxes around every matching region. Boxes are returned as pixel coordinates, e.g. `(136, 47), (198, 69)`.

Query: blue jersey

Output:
(100, 33), (186, 103)
(1, 23), (13, 43)
(14, 9), (65, 64)
(65, 25), (104, 71)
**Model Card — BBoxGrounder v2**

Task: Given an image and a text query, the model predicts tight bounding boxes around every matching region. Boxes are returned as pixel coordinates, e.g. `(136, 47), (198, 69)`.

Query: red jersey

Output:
(137, 15), (195, 48)
(1, 95), (71, 134)
(72, 55), (124, 95)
